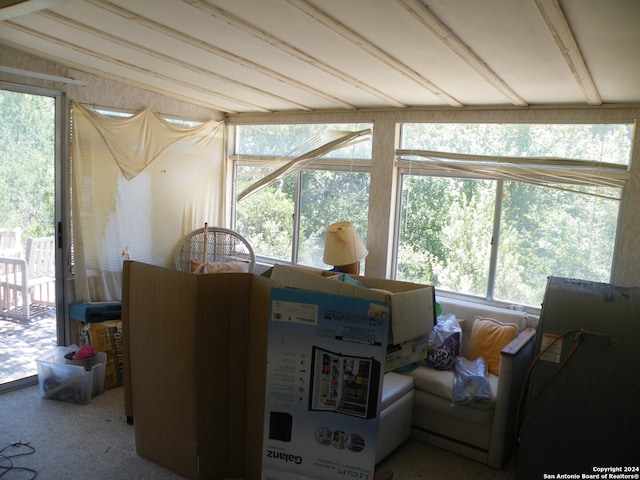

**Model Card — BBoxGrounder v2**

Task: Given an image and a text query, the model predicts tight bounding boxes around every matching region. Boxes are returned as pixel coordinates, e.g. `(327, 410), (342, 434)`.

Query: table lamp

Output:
(323, 221), (368, 275)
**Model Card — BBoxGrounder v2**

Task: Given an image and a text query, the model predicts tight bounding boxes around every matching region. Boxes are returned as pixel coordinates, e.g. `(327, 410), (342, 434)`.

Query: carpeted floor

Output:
(376, 440), (511, 480)
(0, 384), (511, 479)
(0, 384), (180, 480)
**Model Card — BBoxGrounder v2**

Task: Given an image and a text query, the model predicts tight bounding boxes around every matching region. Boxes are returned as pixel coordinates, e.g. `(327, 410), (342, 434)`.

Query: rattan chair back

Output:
(175, 226), (255, 273)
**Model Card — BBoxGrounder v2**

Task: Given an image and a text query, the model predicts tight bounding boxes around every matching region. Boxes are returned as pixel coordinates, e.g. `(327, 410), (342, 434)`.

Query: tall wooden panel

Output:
(515, 277), (640, 478)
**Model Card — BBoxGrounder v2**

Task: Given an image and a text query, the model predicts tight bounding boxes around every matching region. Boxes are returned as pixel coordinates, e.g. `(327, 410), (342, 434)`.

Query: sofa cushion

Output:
(467, 317), (518, 375)
(437, 296), (536, 331)
(380, 372), (414, 411)
(405, 365), (498, 410)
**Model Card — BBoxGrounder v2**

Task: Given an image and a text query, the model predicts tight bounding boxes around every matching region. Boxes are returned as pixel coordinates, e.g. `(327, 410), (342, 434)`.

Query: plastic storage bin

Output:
(36, 346), (106, 405)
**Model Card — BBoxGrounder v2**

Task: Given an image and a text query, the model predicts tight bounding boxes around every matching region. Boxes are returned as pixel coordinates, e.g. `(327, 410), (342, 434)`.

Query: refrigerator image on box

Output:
(308, 346), (381, 419)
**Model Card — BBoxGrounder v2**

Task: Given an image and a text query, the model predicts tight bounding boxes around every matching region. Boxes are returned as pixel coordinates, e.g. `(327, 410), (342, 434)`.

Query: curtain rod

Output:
(0, 65), (87, 86)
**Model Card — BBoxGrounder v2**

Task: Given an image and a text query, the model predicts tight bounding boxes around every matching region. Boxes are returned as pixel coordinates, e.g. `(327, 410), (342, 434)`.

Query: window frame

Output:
(230, 123), (373, 267)
(392, 121), (631, 310)
(233, 160), (371, 266)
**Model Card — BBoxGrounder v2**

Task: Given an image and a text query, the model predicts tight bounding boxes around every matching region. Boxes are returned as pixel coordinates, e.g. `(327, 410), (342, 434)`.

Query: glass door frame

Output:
(0, 81), (68, 393)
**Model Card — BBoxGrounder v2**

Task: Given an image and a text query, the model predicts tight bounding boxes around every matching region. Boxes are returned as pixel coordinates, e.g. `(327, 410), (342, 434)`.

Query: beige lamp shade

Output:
(323, 221), (368, 267)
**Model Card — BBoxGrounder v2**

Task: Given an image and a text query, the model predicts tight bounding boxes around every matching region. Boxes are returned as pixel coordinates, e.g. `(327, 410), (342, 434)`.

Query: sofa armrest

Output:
(488, 327), (536, 468)
(501, 327), (536, 357)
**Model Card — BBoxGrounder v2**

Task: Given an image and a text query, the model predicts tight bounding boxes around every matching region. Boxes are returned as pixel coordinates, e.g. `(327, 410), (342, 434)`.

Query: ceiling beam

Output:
(0, 0), (68, 20)
(534, 0), (601, 106)
(397, 0), (528, 107)
(4, 20), (253, 113)
(183, 0), (409, 109)
(38, 9), (313, 112)
(286, 0), (464, 107)
(88, 0), (357, 110)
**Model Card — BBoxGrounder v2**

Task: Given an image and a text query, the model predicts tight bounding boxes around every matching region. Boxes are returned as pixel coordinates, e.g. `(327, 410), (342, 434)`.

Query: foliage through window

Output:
(0, 89), (55, 242)
(396, 123), (632, 307)
(233, 124), (371, 269)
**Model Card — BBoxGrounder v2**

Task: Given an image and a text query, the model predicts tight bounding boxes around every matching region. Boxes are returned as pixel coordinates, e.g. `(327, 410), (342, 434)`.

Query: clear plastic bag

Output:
(424, 313), (462, 370)
(452, 356), (491, 404)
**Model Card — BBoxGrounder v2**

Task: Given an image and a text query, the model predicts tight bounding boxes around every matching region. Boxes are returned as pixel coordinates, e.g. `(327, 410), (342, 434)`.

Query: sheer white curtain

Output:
(396, 149), (628, 199)
(71, 101), (226, 301)
(235, 128), (371, 202)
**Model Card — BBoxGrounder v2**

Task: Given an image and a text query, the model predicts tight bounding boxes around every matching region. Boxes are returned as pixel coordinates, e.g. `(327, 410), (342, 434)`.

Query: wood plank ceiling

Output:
(0, 0), (639, 114)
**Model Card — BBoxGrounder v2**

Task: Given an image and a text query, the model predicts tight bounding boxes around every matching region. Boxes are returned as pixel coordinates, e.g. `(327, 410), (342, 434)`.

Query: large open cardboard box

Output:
(269, 265), (435, 369)
(122, 261), (278, 480)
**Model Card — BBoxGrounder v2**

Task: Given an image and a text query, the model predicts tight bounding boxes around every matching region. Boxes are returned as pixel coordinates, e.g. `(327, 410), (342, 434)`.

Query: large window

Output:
(233, 124), (372, 269)
(395, 123), (632, 307)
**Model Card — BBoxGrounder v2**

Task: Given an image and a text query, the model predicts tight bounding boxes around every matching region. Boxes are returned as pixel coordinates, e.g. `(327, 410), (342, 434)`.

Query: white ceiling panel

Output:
(0, 0), (638, 113)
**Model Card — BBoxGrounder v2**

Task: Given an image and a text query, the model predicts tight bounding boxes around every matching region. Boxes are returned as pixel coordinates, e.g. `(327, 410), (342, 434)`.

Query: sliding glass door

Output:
(0, 84), (65, 392)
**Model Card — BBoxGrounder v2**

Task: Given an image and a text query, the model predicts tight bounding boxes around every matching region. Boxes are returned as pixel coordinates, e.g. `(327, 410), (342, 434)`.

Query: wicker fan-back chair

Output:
(175, 226), (255, 273)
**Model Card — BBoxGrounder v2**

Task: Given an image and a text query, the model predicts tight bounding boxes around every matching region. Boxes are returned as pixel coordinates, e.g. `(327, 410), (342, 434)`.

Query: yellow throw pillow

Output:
(467, 317), (518, 375)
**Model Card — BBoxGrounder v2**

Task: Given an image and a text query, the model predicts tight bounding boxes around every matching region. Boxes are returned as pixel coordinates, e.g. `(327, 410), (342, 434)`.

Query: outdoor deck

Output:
(0, 305), (57, 386)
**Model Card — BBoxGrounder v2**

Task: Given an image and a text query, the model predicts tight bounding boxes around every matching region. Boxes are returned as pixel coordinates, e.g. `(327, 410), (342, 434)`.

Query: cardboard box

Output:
(269, 265), (435, 369)
(263, 287), (389, 478)
(36, 347), (106, 405)
(384, 333), (429, 371)
(80, 320), (124, 390)
(122, 261), (278, 480)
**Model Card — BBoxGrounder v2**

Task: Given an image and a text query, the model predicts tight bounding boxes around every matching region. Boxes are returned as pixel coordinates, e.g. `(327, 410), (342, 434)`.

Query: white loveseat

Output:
(376, 372), (414, 464)
(401, 297), (538, 469)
